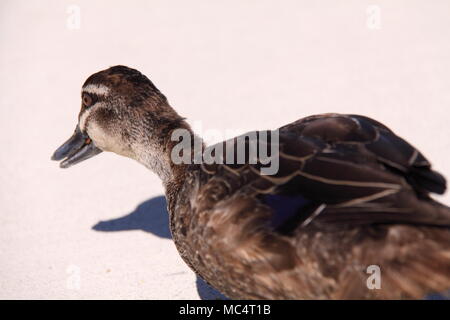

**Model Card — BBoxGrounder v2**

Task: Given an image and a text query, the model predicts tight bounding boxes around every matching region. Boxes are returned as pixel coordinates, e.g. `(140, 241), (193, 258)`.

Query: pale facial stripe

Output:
(79, 107), (92, 132)
(79, 101), (105, 132)
(82, 84), (110, 96)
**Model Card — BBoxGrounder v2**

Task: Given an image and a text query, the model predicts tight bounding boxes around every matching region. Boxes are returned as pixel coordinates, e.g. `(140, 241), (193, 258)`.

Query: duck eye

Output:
(82, 93), (93, 107)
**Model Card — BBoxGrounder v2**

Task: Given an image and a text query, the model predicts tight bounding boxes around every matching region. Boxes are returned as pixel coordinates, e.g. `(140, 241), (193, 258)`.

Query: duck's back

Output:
(171, 113), (450, 299)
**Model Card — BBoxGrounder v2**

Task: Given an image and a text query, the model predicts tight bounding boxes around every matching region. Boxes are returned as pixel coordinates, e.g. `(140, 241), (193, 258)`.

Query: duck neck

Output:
(131, 115), (203, 193)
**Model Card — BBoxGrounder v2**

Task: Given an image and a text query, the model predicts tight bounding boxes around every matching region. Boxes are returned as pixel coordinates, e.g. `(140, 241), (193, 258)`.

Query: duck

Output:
(52, 65), (450, 299)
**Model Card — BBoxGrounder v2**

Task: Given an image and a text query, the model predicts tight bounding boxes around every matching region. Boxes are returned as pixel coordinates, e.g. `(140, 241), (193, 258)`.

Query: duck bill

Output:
(51, 125), (102, 168)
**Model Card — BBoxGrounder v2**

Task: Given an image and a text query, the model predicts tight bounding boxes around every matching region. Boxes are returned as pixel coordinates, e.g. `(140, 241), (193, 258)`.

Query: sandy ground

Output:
(1, 0), (449, 299)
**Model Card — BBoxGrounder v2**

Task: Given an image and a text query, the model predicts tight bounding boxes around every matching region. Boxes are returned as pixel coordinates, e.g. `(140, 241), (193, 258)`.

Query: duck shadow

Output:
(92, 195), (228, 300)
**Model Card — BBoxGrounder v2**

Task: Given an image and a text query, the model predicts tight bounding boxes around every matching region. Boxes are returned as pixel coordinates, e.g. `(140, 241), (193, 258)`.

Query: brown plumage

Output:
(52, 66), (450, 299)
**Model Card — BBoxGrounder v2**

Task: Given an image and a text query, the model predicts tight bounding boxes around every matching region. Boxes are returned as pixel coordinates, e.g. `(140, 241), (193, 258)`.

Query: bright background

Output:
(1, 0), (449, 299)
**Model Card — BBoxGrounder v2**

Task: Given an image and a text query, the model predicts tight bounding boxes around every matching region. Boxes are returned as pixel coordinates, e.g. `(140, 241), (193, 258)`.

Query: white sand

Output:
(1, 0), (449, 299)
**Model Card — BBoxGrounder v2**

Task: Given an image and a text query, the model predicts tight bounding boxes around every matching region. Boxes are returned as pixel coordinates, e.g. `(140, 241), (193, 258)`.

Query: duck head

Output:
(52, 65), (189, 182)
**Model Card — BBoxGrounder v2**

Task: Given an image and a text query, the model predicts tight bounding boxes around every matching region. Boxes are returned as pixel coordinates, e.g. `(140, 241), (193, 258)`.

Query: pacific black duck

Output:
(52, 66), (450, 299)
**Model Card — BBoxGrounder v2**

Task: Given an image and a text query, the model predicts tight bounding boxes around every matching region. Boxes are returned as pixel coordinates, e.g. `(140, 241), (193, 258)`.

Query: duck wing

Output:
(280, 113), (446, 196)
(200, 113), (450, 231)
